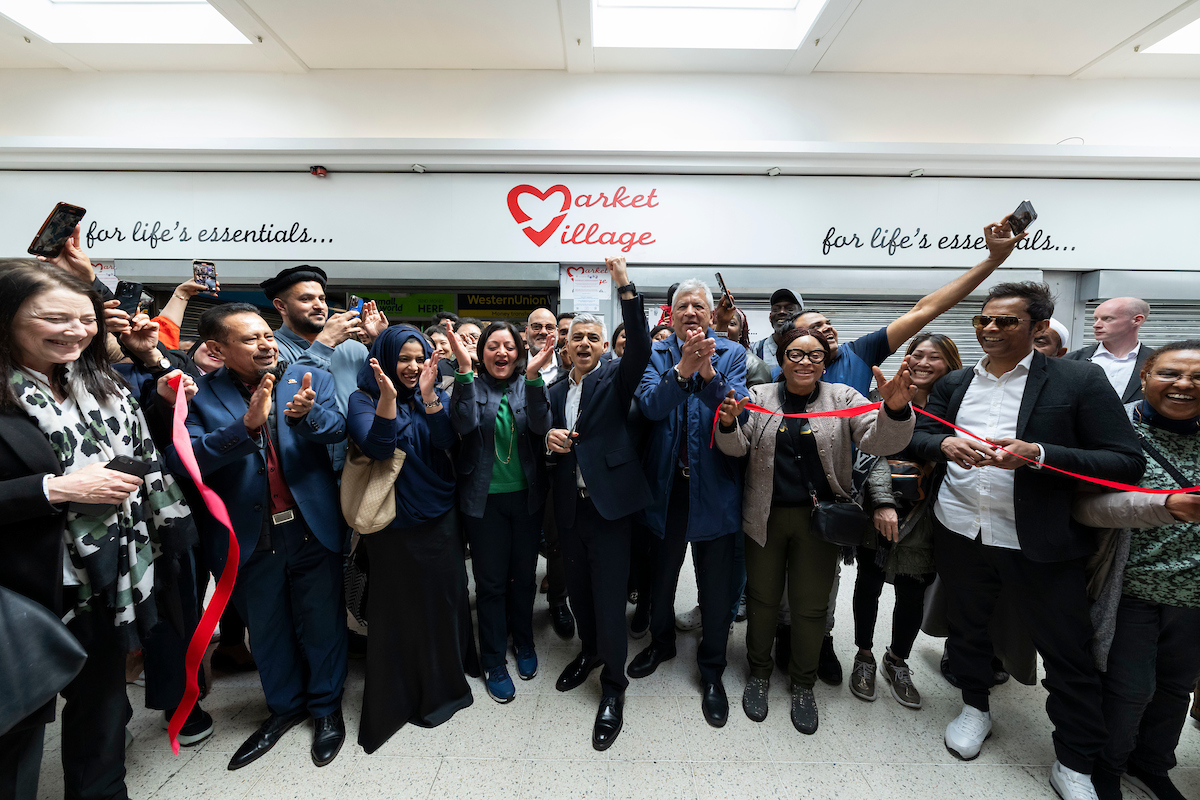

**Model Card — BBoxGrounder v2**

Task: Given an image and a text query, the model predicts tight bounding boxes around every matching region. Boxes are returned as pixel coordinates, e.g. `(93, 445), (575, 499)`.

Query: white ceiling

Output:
(1, 0), (1199, 78)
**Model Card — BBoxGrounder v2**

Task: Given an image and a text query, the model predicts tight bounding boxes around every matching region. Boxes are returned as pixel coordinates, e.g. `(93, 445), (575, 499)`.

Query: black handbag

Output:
(0, 586), (87, 736)
(888, 459), (931, 504)
(809, 494), (871, 547)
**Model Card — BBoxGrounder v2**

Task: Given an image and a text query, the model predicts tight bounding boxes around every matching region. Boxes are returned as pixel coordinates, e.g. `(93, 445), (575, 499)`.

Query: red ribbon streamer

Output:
(165, 375), (240, 754)
(710, 399), (1200, 495)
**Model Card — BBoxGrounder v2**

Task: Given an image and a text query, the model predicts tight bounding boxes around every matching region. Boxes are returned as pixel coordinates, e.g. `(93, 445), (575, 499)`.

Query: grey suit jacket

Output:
(1062, 342), (1152, 403)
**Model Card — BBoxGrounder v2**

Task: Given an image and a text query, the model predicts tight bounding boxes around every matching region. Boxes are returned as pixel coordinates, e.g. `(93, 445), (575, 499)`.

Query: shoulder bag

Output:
(0, 586), (87, 736)
(339, 439), (406, 534)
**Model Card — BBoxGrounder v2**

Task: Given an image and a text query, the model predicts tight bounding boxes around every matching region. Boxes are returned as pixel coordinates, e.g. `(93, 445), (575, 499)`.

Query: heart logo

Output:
(507, 184), (571, 247)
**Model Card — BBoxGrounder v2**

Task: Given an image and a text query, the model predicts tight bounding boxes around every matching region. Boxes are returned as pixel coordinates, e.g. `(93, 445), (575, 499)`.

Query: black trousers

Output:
(628, 521), (653, 619)
(560, 495), (632, 698)
(463, 489), (542, 670)
(852, 549), (934, 660)
(142, 547), (205, 711)
(934, 520), (1106, 774)
(0, 725), (43, 800)
(647, 475), (736, 685)
(1099, 595), (1200, 777)
(541, 497), (569, 608)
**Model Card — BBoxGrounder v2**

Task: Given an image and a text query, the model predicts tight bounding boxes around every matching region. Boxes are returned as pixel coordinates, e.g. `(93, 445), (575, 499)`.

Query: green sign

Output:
(356, 292), (455, 319)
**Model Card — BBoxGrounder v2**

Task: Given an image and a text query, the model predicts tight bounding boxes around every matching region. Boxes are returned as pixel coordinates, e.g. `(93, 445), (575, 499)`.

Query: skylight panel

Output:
(1144, 17), (1200, 54)
(0, 0), (249, 44)
(592, 0), (821, 50)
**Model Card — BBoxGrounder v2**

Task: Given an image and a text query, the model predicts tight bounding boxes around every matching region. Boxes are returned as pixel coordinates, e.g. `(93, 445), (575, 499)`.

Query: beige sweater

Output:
(715, 381), (915, 547)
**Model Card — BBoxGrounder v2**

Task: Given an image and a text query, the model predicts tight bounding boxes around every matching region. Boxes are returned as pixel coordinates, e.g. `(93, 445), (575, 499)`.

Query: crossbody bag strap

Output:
(1137, 431), (1195, 491)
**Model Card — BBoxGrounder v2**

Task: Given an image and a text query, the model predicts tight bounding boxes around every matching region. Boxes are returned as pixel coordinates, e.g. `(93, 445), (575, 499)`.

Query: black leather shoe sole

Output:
(627, 647), (675, 679)
(227, 713), (307, 771)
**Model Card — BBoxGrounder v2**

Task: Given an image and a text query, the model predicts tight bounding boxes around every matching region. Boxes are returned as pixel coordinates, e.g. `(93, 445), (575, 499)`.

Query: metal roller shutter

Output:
(650, 294), (988, 375)
(1083, 302), (1200, 350)
(179, 295), (283, 343)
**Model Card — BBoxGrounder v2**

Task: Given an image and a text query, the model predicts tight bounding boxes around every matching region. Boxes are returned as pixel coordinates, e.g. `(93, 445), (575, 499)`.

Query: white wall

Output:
(3, 70), (1200, 171)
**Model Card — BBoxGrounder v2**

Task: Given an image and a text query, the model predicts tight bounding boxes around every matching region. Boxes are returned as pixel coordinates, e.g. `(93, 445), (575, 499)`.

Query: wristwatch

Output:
(146, 354), (172, 376)
(616, 282), (636, 296)
(673, 366), (690, 389)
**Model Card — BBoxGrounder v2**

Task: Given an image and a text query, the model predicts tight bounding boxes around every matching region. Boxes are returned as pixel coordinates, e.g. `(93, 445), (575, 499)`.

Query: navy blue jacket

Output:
(637, 330), (747, 541)
(547, 294), (652, 527)
(450, 372), (551, 518)
(174, 364), (346, 572)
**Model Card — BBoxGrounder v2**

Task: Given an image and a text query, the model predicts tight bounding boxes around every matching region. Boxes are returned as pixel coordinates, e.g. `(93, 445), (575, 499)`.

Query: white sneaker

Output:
(675, 605), (703, 632)
(944, 705), (992, 760)
(1049, 761), (1098, 800)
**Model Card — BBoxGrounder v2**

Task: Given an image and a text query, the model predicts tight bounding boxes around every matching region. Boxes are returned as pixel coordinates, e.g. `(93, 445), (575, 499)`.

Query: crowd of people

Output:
(0, 214), (1197, 800)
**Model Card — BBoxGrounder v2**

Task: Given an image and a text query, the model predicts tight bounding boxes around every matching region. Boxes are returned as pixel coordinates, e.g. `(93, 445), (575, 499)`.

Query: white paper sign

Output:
(560, 264), (610, 311)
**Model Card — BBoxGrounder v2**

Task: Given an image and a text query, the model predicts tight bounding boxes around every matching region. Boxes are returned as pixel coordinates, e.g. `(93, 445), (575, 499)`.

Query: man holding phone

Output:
(262, 265), (383, 471)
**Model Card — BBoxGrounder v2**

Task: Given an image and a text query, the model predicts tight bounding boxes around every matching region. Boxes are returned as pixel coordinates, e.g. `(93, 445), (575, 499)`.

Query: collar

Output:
(974, 349), (1034, 381)
(1135, 400), (1200, 435)
(1094, 341), (1141, 361)
(275, 324), (310, 351)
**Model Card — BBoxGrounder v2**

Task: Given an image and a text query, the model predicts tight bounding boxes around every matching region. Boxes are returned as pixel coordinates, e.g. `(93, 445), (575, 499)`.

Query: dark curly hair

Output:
(1141, 339), (1200, 378)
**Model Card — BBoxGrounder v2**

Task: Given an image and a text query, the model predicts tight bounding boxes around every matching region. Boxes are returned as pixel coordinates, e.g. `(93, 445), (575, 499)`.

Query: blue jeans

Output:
(1099, 594), (1200, 776)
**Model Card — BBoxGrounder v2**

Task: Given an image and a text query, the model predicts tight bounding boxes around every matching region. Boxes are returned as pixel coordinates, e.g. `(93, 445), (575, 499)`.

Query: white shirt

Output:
(934, 351), (1044, 551)
(1090, 342), (1141, 398)
(537, 349), (560, 384)
(564, 370), (587, 489)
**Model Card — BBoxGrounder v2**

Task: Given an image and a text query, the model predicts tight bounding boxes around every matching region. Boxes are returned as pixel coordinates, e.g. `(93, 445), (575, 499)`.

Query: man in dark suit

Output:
(177, 303), (350, 771)
(545, 257), (650, 751)
(1063, 297), (1153, 403)
(526, 306), (576, 639)
(910, 282), (1144, 800)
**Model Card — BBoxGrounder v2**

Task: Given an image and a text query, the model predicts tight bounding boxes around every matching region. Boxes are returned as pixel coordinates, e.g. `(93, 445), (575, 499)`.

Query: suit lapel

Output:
(211, 368), (251, 422)
(946, 370), (974, 423)
(1017, 353), (1048, 438)
(1124, 343), (1150, 402)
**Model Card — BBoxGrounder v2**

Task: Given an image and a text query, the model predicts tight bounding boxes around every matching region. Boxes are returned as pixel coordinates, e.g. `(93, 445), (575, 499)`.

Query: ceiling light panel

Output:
(1144, 17), (1200, 54)
(593, 0), (821, 49)
(0, 0), (249, 44)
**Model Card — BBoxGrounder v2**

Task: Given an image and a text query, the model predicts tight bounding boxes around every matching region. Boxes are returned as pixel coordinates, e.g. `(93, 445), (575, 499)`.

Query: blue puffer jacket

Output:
(636, 329), (747, 541)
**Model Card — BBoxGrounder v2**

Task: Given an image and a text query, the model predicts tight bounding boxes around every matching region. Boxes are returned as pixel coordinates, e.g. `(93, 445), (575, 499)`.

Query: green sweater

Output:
(489, 391), (529, 494)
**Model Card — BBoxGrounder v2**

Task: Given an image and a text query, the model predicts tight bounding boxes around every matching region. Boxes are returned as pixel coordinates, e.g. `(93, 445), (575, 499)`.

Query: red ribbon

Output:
(165, 374), (240, 754)
(711, 399), (1200, 495)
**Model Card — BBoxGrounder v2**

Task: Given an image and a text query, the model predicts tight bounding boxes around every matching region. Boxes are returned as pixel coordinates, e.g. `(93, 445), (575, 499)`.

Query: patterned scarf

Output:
(14, 367), (191, 650)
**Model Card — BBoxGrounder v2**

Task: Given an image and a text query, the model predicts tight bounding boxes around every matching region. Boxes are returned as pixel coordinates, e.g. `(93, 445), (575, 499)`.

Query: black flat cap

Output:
(260, 265), (328, 299)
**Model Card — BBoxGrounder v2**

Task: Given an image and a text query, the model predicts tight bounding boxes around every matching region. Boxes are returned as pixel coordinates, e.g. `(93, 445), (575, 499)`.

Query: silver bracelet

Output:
(423, 398), (442, 409)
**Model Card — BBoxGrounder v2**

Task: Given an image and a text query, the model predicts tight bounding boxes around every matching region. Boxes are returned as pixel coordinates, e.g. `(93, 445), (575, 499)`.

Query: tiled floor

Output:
(37, 550), (1200, 800)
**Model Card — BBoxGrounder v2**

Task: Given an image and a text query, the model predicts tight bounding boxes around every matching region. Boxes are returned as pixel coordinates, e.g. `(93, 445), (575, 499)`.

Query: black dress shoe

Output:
(702, 682), (729, 728)
(551, 603), (576, 640)
(227, 712), (307, 771)
(311, 709), (345, 767)
(556, 652), (602, 692)
(592, 696), (624, 751)
(627, 644), (675, 679)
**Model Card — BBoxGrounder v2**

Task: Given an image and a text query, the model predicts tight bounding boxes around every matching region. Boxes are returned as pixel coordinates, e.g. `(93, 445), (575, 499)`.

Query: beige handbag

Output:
(339, 439), (406, 534)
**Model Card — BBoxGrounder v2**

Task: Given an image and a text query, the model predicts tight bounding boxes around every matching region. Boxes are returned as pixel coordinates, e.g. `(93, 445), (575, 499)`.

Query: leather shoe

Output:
(627, 644), (675, 679)
(311, 709), (345, 767)
(550, 603), (576, 640)
(556, 652), (602, 692)
(227, 711), (307, 771)
(702, 682), (729, 728)
(592, 695), (624, 751)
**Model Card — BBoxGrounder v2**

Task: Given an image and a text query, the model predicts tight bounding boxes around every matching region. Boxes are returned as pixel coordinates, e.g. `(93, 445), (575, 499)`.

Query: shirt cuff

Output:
(42, 473), (52, 502)
(454, 371), (474, 384)
(524, 375), (545, 388)
(1031, 443), (1046, 469)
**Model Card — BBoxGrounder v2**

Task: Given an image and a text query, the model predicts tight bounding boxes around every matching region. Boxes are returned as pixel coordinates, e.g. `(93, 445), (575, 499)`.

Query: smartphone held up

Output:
(1009, 200), (1037, 236)
(28, 203), (86, 259)
(192, 260), (218, 292)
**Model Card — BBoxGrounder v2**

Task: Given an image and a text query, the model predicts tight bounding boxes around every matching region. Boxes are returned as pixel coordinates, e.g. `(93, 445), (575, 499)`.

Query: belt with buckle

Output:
(271, 508), (296, 526)
(577, 487), (590, 500)
(678, 465), (690, 480)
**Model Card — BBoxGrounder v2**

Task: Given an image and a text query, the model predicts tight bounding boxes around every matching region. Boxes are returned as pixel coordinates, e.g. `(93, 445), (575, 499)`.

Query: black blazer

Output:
(547, 295), (652, 527)
(0, 412), (67, 730)
(1062, 342), (1152, 403)
(910, 351), (1145, 563)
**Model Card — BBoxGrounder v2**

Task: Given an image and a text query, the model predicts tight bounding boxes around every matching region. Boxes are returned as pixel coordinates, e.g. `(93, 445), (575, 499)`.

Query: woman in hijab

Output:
(349, 325), (475, 754)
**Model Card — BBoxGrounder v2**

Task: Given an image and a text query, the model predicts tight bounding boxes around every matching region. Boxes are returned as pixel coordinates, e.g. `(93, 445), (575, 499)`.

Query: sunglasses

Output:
(784, 348), (826, 364)
(971, 315), (1029, 330)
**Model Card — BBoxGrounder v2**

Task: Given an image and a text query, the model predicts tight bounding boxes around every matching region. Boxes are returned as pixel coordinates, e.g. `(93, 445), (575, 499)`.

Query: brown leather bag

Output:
(339, 440), (406, 534)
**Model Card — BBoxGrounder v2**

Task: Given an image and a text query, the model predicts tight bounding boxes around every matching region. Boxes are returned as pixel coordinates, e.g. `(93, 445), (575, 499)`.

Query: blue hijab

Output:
(356, 326), (456, 525)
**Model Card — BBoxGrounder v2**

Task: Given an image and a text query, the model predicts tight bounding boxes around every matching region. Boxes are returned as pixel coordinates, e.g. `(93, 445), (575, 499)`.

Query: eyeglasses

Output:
(971, 315), (1028, 330)
(784, 348), (826, 364)
(527, 323), (554, 331)
(1149, 370), (1200, 384)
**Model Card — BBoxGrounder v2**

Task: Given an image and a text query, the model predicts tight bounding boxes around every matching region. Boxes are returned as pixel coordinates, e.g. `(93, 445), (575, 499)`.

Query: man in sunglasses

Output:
(910, 281), (1145, 800)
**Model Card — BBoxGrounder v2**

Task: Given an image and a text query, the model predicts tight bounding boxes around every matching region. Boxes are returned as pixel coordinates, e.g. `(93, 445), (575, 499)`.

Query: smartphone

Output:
(349, 294), (364, 316)
(28, 203), (87, 258)
(714, 272), (731, 304)
(192, 260), (217, 292)
(1009, 200), (1037, 236)
(114, 281), (145, 317)
(136, 291), (154, 317)
(68, 456), (151, 516)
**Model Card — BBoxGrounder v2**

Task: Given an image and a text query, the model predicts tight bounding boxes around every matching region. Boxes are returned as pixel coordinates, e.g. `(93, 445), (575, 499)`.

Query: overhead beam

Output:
(205, 0), (308, 73)
(784, 0), (863, 75)
(0, 14), (96, 71)
(559, 0), (594, 73)
(1072, 0), (1200, 79)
